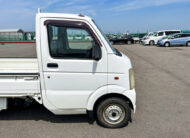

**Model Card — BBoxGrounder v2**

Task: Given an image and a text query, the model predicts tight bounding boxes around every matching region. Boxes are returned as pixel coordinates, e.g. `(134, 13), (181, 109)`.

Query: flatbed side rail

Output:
(0, 73), (39, 76)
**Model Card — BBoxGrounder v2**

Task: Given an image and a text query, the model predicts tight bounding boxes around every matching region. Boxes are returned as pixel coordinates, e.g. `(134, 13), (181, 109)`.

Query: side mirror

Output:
(92, 43), (101, 61)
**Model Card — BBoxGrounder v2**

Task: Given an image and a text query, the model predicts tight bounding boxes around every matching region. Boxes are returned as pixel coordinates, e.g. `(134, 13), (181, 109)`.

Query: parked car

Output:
(142, 30), (181, 46)
(140, 32), (154, 43)
(157, 33), (190, 47)
(109, 34), (134, 45)
(133, 37), (140, 43)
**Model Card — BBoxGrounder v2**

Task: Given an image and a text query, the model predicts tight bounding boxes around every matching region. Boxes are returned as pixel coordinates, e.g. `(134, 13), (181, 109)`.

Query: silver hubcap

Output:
(103, 105), (125, 124)
(165, 43), (169, 47)
(187, 42), (190, 46)
(128, 41), (131, 44)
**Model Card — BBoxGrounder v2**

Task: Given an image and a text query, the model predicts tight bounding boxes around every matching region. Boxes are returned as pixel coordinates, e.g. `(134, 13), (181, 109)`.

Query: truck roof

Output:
(36, 13), (92, 21)
(0, 29), (24, 33)
(156, 30), (181, 32)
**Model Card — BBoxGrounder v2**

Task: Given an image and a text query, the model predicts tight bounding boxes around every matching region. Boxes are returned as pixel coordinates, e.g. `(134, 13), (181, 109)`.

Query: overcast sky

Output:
(0, 0), (190, 33)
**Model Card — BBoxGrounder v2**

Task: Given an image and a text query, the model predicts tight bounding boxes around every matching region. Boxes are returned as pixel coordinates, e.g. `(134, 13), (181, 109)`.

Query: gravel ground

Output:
(0, 43), (190, 138)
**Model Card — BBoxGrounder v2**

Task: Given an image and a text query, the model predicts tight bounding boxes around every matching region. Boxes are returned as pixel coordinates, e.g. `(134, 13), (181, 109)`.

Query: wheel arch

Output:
(87, 85), (135, 113)
(93, 93), (134, 113)
(186, 41), (190, 46)
(86, 85), (135, 122)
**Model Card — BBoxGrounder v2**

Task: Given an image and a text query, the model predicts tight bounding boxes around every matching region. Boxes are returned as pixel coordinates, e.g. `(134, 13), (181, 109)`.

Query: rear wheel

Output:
(96, 97), (131, 128)
(164, 42), (170, 47)
(149, 40), (155, 46)
(186, 41), (190, 46)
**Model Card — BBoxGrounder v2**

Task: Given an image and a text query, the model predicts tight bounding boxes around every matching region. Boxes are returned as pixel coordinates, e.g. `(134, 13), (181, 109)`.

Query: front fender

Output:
(86, 85), (135, 111)
(86, 85), (107, 111)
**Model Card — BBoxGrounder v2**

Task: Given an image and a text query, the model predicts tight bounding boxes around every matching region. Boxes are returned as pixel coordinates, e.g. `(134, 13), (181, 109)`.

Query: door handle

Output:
(47, 63), (58, 68)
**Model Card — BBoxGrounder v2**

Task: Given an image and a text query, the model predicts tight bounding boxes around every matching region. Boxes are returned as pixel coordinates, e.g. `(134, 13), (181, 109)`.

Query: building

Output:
(24, 32), (35, 40)
(0, 29), (24, 41)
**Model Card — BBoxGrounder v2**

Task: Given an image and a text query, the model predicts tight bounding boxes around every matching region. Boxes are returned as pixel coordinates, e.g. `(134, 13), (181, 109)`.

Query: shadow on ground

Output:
(0, 103), (89, 124)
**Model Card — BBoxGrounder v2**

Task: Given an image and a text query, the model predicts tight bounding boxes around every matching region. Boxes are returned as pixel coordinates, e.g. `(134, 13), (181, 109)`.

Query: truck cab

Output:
(0, 12), (136, 128)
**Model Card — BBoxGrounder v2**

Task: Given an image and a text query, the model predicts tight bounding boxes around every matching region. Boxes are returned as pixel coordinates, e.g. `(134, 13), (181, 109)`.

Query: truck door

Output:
(171, 34), (182, 45)
(40, 19), (107, 111)
(156, 32), (164, 42)
(154, 32), (164, 44)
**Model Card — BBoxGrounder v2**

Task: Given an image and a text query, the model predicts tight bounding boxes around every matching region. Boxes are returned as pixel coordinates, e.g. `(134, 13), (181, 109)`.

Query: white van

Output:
(0, 11), (136, 128)
(142, 30), (181, 45)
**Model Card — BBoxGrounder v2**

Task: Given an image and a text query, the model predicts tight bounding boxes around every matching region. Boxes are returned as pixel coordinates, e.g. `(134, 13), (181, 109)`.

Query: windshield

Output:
(164, 34), (176, 39)
(148, 32), (154, 36)
(92, 20), (117, 54)
(153, 32), (158, 36)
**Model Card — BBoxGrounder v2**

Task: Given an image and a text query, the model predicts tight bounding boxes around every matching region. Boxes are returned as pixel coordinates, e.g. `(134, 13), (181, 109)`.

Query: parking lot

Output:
(0, 43), (190, 137)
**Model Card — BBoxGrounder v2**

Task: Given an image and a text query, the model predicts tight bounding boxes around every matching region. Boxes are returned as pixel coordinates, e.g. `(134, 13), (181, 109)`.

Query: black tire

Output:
(164, 42), (170, 47)
(96, 97), (131, 128)
(186, 41), (190, 47)
(149, 40), (155, 46)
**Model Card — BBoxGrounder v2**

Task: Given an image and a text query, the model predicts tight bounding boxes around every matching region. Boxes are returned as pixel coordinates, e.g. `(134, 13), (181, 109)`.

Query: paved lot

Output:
(0, 43), (36, 58)
(0, 43), (190, 137)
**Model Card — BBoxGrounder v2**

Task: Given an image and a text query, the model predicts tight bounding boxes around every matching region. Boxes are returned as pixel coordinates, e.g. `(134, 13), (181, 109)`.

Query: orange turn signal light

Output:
(114, 77), (119, 80)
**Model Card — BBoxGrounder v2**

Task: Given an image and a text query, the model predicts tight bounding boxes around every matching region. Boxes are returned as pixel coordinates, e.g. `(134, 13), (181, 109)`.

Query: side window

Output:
(181, 34), (186, 37)
(158, 32), (164, 36)
(166, 31), (180, 35)
(165, 31), (171, 35)
(67, 28), (93, 50)
(174, 34), (181, 38)
(47, 25), (97, 59)
(165, 31), (174, 35)
(181, 34), (190, 37)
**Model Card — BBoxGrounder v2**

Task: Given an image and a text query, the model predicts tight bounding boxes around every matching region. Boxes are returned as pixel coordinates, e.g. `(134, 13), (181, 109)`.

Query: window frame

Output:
(45, 20), (102, 60)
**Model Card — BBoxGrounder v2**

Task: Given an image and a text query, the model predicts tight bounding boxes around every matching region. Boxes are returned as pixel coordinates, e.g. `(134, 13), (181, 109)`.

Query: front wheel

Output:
(186, 41), (190, 46)
(149, 40), (155, 46)
(164, 42), (170, 47)
(96, 97), (131, 128)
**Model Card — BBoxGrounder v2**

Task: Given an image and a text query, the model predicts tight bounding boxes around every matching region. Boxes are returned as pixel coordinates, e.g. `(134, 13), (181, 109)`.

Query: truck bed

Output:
(0, 58), (38, 73)
(0, 58), (40, 96)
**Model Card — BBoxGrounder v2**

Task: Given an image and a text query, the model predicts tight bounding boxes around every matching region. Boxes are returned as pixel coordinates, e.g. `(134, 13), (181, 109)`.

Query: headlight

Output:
(129, 68), (135, 90)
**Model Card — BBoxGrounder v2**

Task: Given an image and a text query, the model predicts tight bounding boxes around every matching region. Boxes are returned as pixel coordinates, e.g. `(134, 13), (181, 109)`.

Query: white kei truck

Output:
(0, 11), (136, 128)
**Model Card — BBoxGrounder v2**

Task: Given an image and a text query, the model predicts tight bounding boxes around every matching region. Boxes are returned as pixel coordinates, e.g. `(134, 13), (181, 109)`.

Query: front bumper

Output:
(142, 40), (149, 45)
(123, 88), (136, 113)
(157, 41), (164, 46)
